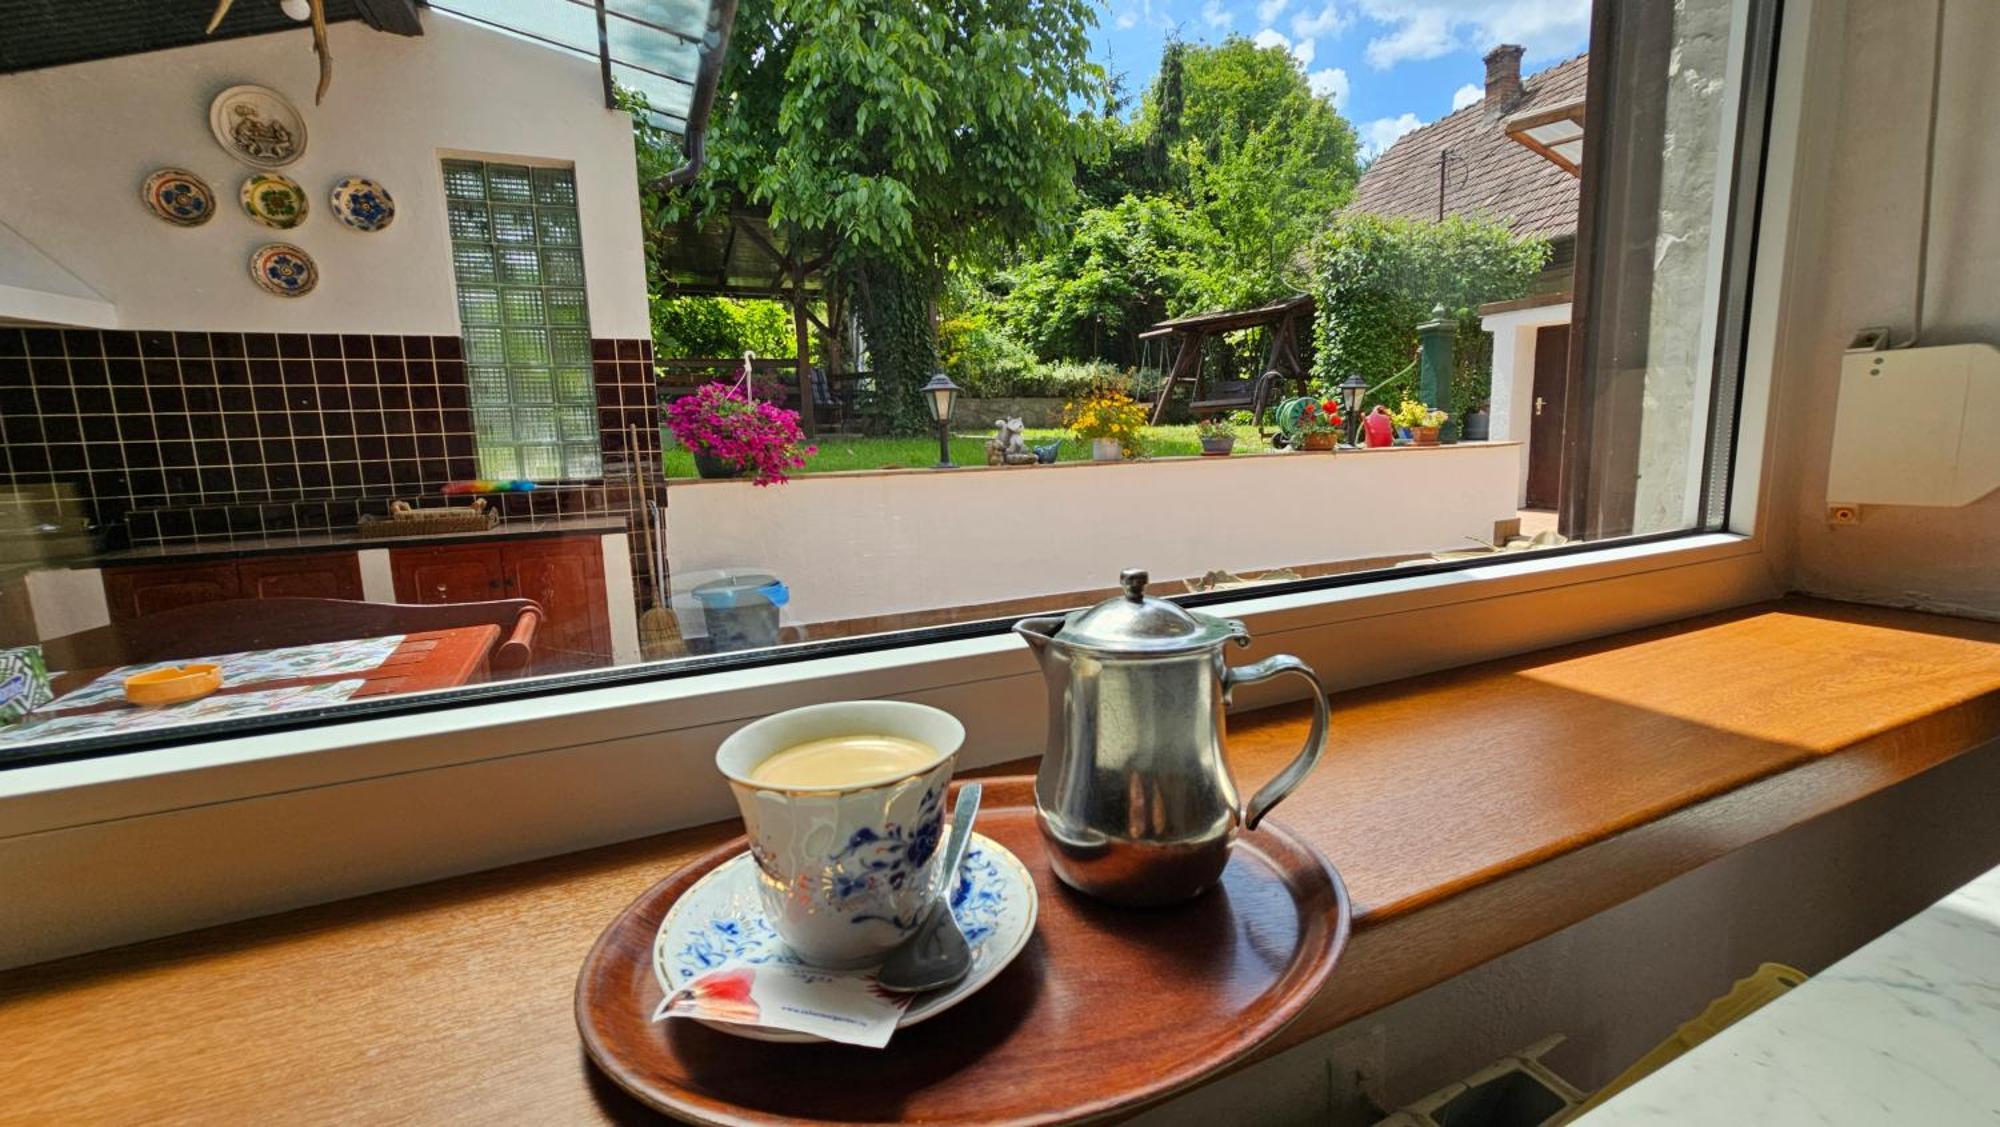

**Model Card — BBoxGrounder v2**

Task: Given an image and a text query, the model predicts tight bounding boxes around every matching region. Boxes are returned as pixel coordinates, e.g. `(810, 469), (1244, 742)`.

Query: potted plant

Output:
(664, 382), (815, 486)
(1392, 399), (1450, 446)
(1196, 417), (1237, 456)
(1293, 398), (1345, 451)
(1062, 389), (1147, 462)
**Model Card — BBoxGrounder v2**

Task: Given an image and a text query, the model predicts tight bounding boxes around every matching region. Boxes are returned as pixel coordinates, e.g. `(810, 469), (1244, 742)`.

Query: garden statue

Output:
(1363, 405), (1397, 448)
(1033, 439), (1062, 464)
(986, 418), (1038, 465)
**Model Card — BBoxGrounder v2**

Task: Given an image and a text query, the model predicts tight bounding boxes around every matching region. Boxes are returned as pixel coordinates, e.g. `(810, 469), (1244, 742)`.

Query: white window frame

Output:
(0, 1), (1820, 969)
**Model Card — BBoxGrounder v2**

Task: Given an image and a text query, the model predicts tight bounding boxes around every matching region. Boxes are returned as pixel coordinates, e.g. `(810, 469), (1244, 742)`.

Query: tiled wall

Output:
(0, 326), (657, 547)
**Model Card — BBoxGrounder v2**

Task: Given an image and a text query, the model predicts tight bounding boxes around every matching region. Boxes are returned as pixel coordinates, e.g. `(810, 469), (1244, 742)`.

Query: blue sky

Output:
(1090, 0), (1590, 157)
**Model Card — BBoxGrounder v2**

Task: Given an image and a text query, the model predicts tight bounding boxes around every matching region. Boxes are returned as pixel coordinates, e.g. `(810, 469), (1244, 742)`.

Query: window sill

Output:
(0, 530), (1777, 966)
(5, 597), (1998, 1122)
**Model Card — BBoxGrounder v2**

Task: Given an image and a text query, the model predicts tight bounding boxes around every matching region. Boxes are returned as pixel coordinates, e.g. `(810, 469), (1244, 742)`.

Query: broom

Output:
(631, 426), (682, 660)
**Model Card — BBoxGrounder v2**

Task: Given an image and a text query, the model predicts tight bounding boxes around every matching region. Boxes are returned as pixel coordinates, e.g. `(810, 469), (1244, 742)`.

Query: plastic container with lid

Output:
(671, 569), (790, 653)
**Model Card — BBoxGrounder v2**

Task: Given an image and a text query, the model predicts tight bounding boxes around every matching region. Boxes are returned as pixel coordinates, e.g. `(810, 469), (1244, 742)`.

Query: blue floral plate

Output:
(653, 829), (1037, 1043)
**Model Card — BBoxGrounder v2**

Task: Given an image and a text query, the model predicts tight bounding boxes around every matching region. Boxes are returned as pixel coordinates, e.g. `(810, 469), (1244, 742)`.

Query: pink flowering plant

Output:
(665, 382), (815, 486)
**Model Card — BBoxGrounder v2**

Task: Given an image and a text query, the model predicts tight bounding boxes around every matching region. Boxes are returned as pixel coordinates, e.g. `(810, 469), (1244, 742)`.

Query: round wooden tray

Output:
(575, 776), (1351, 1126)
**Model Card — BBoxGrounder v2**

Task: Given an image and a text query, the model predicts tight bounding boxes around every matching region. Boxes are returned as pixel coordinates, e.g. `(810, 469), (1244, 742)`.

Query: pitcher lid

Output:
(1055, 569), (1244, 655)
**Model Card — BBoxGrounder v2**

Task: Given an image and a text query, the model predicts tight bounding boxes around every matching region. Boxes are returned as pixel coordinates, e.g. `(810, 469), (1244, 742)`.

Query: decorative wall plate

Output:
(249, 243), (318, 297)
(208, 84), (307, 169)
(240, 173), (309, 229)
(328, 176), (395, 232)
(140, 168), (216, 226)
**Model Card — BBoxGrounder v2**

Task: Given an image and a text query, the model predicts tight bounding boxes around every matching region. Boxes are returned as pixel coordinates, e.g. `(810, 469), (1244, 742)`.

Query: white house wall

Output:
(662, 445), (1524, 627)
(0, 14), (648, 338)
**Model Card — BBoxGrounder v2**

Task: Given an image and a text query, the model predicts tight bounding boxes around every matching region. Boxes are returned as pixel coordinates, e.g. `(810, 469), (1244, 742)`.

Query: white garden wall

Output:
(663, 443), (1523, 626)
(0, 13), (648, 338)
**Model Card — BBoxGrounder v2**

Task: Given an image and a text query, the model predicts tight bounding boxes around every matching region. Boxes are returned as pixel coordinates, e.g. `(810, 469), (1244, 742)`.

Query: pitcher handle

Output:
(1222, 655), (1330, 831)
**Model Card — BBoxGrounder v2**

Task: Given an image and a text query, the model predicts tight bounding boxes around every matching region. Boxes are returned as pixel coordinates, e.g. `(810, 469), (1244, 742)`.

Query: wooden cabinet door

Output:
(390, 545), (507, 605)
(103, 563), (240, 622)
(239, 553), (364, 601)
(502, 537), (609, 670)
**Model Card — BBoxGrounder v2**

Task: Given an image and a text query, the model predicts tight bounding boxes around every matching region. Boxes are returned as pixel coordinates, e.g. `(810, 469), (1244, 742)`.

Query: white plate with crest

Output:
(653, 829), (1037, 1043)
(209, 84), (307, 169)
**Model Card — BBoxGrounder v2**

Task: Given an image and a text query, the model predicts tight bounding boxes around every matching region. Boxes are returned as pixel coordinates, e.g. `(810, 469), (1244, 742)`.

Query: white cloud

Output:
(1362, 112), (1424, 157)
(1309, 67), (1350, 109)
(1257, 0), (1291, 24)
(1290, 3), (1350, 39)
(1201, 0), (1232, 28)
(1252, 28), (1317, 69)
(1451, 82), (1483, 110)
(1115, 8), (1139, 28)
(1354, 0), (1590, 70)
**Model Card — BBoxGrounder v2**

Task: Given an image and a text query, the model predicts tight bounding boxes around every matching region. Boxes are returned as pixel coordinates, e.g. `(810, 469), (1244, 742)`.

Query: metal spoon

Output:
(877, 783), (983, 994)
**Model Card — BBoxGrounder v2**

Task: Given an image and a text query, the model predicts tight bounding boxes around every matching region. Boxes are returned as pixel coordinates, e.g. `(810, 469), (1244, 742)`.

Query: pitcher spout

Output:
(1013, 615), (1066, 670)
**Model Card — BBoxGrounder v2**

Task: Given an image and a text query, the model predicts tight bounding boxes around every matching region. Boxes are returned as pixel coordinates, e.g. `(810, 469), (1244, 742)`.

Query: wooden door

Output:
(502, 537), (609, 670)
(1526, 323), (1571, 511)
(103, 563), (240, 622)
(390, 545), (507, 606)
(239, 553), (363, 601)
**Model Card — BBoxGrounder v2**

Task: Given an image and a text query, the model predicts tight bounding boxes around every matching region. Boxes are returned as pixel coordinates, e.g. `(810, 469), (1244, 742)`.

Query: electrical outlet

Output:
(1827, 503), (1861, 525)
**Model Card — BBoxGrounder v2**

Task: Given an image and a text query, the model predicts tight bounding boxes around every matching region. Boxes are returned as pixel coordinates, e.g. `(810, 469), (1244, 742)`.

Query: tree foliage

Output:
(1003, 37), (1361, 370)
(651, 297), (797, 361)
(1308, 213), (1550, 418)
(654, 0), (1107, 430)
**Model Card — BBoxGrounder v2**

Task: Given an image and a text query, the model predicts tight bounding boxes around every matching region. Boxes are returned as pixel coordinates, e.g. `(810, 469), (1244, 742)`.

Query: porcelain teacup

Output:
(715, 700), (964, 968)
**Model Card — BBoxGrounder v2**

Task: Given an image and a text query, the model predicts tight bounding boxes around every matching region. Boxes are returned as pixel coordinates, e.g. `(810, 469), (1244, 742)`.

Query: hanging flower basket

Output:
(665, 382), (815, 487)
(692, 451), (746, 480)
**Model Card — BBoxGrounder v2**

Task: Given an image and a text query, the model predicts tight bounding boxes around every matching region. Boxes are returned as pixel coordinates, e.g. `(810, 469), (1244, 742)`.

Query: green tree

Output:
(1002, 195), (1225, 365)
(660, 0), (1106, 431)
(1308, 213), (1550, 419)
(651, 297), (797, 360)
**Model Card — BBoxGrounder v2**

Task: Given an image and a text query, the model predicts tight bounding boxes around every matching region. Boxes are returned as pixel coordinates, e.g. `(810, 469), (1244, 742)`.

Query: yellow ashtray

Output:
(123, 663), (223, 707)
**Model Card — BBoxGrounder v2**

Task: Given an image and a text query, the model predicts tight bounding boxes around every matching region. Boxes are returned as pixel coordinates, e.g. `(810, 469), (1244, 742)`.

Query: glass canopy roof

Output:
(425, 0), (726, 136)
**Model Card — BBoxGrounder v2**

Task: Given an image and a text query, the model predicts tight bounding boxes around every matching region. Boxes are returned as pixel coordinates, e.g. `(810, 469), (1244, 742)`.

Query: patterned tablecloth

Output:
(0, 679), (367, 745)
(42, 635), (405, 712)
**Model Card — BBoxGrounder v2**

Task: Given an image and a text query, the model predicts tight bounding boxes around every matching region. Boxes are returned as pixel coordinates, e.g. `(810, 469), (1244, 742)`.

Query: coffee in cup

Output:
(747, 734), (939, 789)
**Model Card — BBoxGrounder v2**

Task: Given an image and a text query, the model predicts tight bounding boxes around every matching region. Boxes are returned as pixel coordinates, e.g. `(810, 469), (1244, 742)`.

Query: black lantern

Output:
(1338, 373), (1368, 447)
(921, 372), (961, 468)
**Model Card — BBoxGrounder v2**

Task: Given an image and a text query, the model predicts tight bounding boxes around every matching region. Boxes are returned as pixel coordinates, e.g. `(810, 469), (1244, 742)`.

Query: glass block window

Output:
(443, 159), (599, 481)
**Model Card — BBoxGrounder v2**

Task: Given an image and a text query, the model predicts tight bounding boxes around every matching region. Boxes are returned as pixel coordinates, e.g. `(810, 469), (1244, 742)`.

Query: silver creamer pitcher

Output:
(1015, 568), (1330, 905)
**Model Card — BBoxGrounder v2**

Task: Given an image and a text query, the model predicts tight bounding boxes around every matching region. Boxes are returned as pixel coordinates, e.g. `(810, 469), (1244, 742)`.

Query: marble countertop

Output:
(1579, 862), (2000, 1125)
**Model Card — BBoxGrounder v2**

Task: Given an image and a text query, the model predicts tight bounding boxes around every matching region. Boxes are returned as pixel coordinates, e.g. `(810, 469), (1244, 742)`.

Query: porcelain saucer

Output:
(653, 829), (1037, 1043)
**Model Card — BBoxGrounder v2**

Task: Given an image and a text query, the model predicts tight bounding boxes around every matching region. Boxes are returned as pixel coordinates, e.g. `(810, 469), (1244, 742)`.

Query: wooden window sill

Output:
(3, 597), (1998, 1122)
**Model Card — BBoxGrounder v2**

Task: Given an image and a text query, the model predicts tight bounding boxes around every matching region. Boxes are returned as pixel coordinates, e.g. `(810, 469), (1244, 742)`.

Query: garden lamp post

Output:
(921, 372), (961, 468)
(1338, 373), (1368, 447)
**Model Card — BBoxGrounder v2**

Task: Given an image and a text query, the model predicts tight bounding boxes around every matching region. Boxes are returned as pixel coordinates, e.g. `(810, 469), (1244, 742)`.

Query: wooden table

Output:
(46, 626), (501, 710)
(3, 598), (1999, 1123)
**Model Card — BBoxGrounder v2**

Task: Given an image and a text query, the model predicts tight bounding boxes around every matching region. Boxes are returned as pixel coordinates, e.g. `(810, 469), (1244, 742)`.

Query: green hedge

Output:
(1308, 213), (1548, 419)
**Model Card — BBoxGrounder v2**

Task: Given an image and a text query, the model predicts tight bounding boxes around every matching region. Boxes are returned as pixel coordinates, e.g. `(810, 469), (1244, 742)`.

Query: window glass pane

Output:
(0, 4), (1778, 764)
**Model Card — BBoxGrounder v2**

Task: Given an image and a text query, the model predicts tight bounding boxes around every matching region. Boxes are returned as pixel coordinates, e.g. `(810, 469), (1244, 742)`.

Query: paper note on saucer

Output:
(653, 962), (914, 1048)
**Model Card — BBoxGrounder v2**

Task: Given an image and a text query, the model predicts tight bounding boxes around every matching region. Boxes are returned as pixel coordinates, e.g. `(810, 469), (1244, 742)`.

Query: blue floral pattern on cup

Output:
(664, 837), (1013, 982)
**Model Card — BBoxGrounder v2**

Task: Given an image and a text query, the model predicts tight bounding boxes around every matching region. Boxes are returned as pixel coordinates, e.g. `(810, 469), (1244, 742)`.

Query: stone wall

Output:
(954, 398), (1067, 429)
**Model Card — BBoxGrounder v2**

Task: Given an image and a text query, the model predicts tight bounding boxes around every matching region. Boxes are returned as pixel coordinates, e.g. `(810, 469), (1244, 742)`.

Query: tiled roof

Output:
(1346, 53), (1587, 240)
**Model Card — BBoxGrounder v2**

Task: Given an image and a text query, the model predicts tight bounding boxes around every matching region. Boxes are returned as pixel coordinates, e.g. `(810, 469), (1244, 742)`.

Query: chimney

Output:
(1483, 44), (1525, 114)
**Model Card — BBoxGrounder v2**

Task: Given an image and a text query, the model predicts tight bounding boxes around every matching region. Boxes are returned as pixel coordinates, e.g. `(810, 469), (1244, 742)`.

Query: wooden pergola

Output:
(650, 209), (844, 435)
(1141, 295), (1316, 425)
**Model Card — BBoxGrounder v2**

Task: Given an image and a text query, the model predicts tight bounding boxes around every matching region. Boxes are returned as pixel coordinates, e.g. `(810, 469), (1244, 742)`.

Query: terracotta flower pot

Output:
(1411, 426), (1441, 447)
(1299, 431), (1337, 451)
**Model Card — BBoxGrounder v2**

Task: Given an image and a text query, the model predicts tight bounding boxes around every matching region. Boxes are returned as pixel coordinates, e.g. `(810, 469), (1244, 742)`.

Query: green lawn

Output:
(661, 424), (1277, 477)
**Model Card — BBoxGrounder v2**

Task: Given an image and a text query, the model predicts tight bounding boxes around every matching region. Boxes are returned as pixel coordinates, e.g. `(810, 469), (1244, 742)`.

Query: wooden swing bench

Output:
(1143, 295), (1315, 426)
